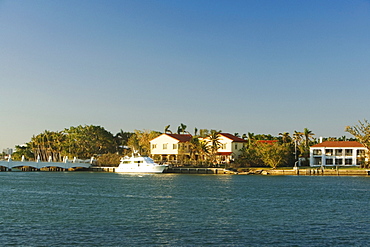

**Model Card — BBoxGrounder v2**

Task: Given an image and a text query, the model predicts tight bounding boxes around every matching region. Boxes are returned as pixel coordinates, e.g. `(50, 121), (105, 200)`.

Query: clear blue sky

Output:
(1, 0), (370, 149)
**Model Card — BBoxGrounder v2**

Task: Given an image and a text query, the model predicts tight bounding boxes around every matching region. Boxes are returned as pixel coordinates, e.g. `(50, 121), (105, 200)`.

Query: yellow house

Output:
(149, 133), (192, 162)
(201, 133), (247, 163)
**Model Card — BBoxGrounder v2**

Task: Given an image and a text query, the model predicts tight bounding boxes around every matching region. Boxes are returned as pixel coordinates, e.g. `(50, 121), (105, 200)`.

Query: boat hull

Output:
(115, 164), (168, 173)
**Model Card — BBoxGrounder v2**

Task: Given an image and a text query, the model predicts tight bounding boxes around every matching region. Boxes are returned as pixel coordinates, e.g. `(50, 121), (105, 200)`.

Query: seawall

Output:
(260, 168), (370, 176)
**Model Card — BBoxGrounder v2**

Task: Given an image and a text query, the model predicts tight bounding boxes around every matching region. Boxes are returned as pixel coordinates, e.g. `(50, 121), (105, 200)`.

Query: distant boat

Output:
(116, 152), (167, 173)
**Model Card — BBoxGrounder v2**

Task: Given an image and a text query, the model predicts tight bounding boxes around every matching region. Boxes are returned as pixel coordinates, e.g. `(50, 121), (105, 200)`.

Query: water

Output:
(0, 172), (369, 246)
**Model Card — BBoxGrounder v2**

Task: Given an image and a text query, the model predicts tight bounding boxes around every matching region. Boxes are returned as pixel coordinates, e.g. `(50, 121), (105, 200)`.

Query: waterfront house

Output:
(309, 141), (367, 167)
(149, 133), (192, 162)
(201, 133), (248, 164)
(150, 133), (247, 165)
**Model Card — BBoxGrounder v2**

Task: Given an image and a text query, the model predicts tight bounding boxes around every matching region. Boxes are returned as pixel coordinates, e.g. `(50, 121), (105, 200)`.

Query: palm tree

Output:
(279, 132), (291, 144)
(189, 137), (200, 165)
(338, 136), (347, 141)
(194, 127), (198, 136)
(199, 129), (210, 138)
(303, 128), (315, 148)
(114, 130), (133, 154)
(293, 131), (303, 145)
(292, 130), (303, 160)
(198, 141), (210, 165)
(208, 130), (221, 165)
(247, 132), (255, 147)
(164, 125), (172, 134)
(177, 123), (187, 134)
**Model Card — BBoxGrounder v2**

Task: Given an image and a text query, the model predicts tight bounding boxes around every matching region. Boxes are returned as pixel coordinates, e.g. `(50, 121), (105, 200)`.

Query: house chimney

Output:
(319, 137), (323, 143)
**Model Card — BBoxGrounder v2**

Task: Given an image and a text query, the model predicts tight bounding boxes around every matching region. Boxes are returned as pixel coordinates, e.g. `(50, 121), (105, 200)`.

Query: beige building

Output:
(201, 133), (247, 163)
(150, 132), (247, 164)
(149, 133), (192, 162)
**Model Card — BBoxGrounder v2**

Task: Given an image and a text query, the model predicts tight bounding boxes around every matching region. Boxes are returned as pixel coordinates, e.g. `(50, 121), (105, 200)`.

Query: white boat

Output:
(115, 152), (168, 173)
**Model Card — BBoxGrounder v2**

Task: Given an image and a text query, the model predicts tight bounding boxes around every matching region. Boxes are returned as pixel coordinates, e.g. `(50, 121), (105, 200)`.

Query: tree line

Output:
(9, 121), (369, 168)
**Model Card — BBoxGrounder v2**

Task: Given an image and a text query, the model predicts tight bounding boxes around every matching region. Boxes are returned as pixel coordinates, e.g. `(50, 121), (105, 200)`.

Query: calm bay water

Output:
(0, 172), (369, 246)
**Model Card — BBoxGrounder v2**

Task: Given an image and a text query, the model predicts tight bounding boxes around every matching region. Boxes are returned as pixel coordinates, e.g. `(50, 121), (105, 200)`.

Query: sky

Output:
(1, 0), (370, 149)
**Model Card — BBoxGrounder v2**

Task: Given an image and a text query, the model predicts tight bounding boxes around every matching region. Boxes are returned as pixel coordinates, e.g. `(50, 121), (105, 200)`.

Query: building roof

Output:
(217, 152), (233, 156)
(311, 141), (364, 148)
(165, 134), (192, 142)
(219, 133), (247, 142)
(257, 140), (278, 144)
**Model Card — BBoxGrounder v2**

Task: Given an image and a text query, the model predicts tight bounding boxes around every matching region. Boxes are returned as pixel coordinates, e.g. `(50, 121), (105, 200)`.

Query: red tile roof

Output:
(257, 140), (278, 144)
(311, 141), (364, 148)
(166, 134), (192, 142)
(217, 152), (233, 156)
(220, 133), (247, 142)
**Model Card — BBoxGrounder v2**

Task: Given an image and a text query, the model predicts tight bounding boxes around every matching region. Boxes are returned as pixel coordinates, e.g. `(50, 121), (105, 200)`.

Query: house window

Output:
(325, 149), (333, 156)
(221, 144), (226, 149)
(314, 157), (322, 165)
(345, 149), (353, 156)
(357, 150), (365, 156)
(152, 144), (157, 149)
(173, 144), (177, 149)
(345, 159), (352, 165)
(335, 149), (343, 156)
(313, 149), (322, 155)
(163, 144), (168, 150)
(335, 159), (343, 165)
(235, 144), (238, 149)
(326, 158), (333, 165)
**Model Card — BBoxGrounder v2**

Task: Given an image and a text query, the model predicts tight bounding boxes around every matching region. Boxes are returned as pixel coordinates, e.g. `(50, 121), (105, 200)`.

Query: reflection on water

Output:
(0, 172), (369, 246)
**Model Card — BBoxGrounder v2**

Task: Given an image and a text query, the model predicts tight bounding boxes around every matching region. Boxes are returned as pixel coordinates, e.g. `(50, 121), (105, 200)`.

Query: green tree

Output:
(303, 128), (315, 149)
(189, 136), (209, 166)
(189, 136), (200, 163)
(246, 132), (255, 147)
(127, 134), (140, 152)
(127, 130), (161, 156)
(177, 123), (187, 134)
(346, 120), (370, 168)
(194, 127), (198, 136)
(199, 129), (210, 137)
(293, 130), (303, 159)
(164, 125), (172, 134)
(208, 130), (221, 164)
(114, 130), (133, 154)
(257, 142), (290, 169)
(11, 144), (34, 161)
(278, 132), (291, 144)
(346, 120), (370, 150)
(237, 141), (264, 167)
(29, 130), (66, 161)
(97, 153), (121, 166)
(64, 125), (116, 159)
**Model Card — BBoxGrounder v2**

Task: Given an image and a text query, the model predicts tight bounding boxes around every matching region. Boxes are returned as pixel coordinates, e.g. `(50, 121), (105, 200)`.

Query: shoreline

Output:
(1, 165), (369, 176)
(257, 168), (370, 176)
(91, 167), (370, 176)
